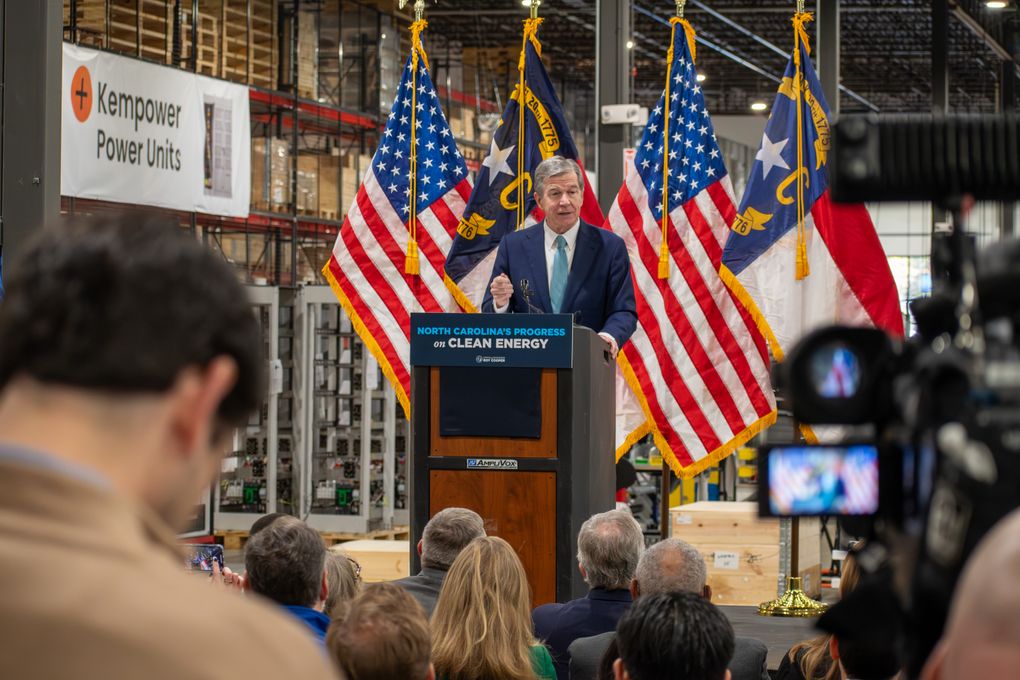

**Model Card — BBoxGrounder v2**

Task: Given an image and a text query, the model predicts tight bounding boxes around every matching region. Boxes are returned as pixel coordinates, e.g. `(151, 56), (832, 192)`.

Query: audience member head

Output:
(817, 544), (903, 680)
(327, 583), (432, 680)
(431, 536), (536, 680)
(922, 508), (1020, 680)
(632, 538), (708, 599)
(244, 516), (327, 610)
(324, 550), (361, 619)
(419, 507), (486, 570)
(829, 634), (900, 680)
(788, 548), (864, 680)
(0, 214), (262, 529)
(577, 509), (644, 590)
(614, 591), (734, 680)
(250, 512), (289, 536)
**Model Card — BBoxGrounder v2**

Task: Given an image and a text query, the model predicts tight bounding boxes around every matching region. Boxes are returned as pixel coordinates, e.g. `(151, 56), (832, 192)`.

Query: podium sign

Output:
(410, 313), (573, 369)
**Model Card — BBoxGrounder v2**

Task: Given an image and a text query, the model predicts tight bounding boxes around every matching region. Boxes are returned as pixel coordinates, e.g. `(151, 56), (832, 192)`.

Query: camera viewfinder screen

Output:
(810, 343), (862, 398)
(768, 445), (879, 516)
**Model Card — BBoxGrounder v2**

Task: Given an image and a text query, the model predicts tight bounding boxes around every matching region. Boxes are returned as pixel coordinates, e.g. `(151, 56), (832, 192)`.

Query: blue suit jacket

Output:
(480, 220), (637, 348)
(532, 588), (632, 680)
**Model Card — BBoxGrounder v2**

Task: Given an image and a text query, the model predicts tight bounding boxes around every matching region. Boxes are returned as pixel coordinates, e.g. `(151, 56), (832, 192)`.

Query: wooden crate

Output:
(670, 501), (820, 606)
(332, 540), (410, 582)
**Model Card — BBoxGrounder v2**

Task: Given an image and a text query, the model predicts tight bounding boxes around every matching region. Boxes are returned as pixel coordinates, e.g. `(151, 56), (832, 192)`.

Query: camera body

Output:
(764, 113), (1020, 675)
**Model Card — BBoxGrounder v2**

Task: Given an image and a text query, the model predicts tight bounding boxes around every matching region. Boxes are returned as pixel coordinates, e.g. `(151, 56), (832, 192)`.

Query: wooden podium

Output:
(409, 314), (616, 606)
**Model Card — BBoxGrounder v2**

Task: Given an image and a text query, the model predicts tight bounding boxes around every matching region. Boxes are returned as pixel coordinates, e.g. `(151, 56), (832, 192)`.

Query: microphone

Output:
(519, 278), (544, 314)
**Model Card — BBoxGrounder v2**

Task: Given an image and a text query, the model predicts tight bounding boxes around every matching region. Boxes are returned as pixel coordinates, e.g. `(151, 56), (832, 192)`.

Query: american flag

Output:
(607, 18), (776, 477)
(322, 26), (470, 416)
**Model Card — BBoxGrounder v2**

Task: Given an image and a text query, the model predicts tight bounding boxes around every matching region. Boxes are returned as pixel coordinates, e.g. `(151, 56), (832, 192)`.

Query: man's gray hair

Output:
(421, 507), (486, 570)
(634, 538), (707, 596)
(576, 509), (645, 590)
(244, 515), (326, 608)
(534, 155), (584, 197)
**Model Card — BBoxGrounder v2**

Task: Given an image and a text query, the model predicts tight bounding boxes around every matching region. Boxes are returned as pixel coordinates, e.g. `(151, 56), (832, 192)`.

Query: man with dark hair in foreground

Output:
(0, 216), (338, 679)
(614, 591), (735, 680)
(327, 583), (434, 680)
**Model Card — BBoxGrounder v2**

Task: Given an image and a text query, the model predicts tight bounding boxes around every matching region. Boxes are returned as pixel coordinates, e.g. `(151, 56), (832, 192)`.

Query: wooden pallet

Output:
(214, 525), (410, 551)
(71, 0), (276, 90)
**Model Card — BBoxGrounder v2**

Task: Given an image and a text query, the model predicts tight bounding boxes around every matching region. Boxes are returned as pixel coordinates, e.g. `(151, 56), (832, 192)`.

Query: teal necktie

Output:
(550, 235), (568, 313)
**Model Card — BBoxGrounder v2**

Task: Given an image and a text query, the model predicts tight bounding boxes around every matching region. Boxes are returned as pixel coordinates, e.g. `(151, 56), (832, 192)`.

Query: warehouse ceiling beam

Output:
(951, 3), (1020, 78)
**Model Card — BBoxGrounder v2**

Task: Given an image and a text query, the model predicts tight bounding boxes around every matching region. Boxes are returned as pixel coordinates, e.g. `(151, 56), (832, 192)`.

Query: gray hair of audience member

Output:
(324, 550), (361, 618)
(533, 156), (584, 197)
(244, 516), (326, 608)
(634, 538), (707, 597)
(576, 509), (644, 590)
(421, 507), (486, 570)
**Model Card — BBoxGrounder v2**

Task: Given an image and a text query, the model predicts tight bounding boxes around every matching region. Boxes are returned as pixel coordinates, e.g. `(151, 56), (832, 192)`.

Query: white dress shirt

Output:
(495, 220), (579, 313)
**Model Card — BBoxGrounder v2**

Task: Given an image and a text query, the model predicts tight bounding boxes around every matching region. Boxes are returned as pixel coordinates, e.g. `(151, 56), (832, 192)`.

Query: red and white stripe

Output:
(609, 170), (777, 476)
(324, 168), (471, 415)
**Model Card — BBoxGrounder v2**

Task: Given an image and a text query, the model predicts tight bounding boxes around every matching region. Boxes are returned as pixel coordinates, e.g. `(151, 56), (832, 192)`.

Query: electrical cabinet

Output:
(294, 286), (404, 533)
(214, 286), (295, 530)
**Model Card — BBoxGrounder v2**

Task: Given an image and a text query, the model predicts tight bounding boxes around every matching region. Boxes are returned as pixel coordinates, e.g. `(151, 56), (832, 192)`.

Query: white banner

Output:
(61, 43), (251, 217)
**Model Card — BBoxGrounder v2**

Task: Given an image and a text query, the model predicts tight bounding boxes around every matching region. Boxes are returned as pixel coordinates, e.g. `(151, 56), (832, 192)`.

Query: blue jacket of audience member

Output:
(283, 605), (330, 643)
(532, 588), (632, 680)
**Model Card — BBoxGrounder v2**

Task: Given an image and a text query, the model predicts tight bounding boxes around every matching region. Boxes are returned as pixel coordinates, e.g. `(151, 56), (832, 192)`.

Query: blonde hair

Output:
(324, 550), (361, 619)
(431, 536), (539, 680)
(788, 548), (863, 680)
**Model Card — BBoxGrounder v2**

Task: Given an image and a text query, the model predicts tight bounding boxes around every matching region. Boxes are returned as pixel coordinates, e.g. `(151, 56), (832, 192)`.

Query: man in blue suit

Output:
(481, 156), (637, 357)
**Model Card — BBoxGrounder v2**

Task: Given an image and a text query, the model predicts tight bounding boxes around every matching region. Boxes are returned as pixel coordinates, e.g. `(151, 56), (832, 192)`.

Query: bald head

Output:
(633, 538), (708, 598)
(923, 508), (1020, 680)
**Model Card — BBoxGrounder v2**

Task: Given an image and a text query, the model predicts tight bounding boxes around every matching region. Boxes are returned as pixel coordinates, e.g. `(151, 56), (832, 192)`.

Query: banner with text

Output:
(61, 43), (250, 216)
(410, 313), (574, 369)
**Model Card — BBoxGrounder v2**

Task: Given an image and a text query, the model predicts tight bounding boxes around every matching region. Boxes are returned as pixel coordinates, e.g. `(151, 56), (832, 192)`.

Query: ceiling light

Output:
(986, 0), (1008, 8)
(522, 0), (532, 6)
(696, 73), (707, 83)
(750, 101), (768, 112)
(626, 40), (635, 49)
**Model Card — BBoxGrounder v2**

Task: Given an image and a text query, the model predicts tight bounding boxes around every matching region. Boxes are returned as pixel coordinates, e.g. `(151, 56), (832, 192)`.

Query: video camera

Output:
(759, 113), (1020, 676)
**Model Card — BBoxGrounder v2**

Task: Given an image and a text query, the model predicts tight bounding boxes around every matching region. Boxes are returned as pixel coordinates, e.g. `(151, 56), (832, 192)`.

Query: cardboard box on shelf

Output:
(319, 156), (341, 221)
(296, 155), (319, 214)
(251, 138), (291, 212)
(670, 501), (821, 606)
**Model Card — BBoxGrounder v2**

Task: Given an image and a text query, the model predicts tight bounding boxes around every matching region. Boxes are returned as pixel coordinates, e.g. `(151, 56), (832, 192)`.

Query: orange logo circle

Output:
(71, 65), (92, 123)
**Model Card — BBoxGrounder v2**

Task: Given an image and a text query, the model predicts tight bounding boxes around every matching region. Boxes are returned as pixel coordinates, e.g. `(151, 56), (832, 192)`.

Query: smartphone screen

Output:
(181, 544), (224, 572)
(762, 445), (879, 516)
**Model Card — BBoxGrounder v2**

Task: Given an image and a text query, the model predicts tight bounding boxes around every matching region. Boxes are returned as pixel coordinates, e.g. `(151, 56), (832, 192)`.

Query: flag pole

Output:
(399, 0), (429, 275)
(792, 1), (811, 280)
(657, 0), (696, 279)
(516, 1), (542, 230)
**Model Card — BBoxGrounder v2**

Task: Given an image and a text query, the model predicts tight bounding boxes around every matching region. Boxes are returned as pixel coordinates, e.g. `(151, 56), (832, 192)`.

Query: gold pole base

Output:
(758, 577), (828, 617)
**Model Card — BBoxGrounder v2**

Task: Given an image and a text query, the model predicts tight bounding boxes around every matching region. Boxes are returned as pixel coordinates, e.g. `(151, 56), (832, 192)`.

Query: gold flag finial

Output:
(676, 0), (686, 18)
(398, 0), (426, 22)
(796, 0), (805, 13)
(528, 0), (541, 20)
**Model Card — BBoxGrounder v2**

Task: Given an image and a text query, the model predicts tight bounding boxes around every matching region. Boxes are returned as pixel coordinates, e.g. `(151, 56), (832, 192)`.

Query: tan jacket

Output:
(0, 457), (340, 679)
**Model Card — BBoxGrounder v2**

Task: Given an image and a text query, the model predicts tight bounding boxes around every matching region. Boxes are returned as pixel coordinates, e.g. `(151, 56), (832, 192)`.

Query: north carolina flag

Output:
(443, 17), (603, 311)
(721, 13), (902, 361)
